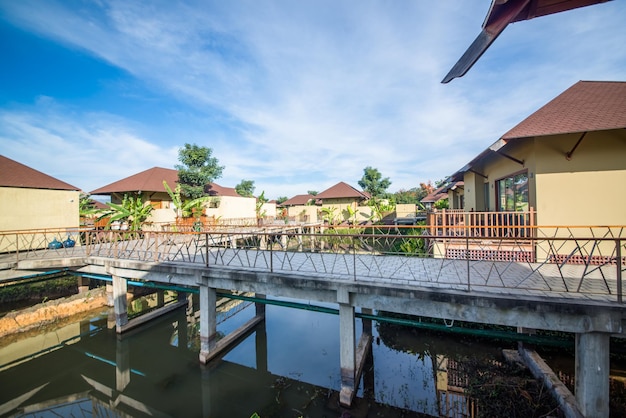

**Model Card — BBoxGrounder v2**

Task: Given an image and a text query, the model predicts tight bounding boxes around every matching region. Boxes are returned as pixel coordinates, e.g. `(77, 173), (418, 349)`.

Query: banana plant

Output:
(98, 194), (153, 231)
(319, 206), (338, 224)
(163, 181), (213, 218)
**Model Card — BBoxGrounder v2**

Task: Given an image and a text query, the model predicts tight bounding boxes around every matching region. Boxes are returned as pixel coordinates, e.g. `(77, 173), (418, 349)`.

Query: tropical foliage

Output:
(358, 166), (391, 198)
(235, 179), (255, 197)
(176, 143), (224, 199)
(98, 194), (153, 231)
(163, 181), (215, 218)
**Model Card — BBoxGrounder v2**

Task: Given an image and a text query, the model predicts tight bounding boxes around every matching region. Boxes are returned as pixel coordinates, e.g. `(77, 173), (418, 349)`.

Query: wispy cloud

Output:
(0, 0), (625, 198)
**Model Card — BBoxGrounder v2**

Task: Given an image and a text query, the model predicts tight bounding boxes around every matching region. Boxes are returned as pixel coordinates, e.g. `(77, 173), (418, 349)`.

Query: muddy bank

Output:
(0, 288), (108, 338)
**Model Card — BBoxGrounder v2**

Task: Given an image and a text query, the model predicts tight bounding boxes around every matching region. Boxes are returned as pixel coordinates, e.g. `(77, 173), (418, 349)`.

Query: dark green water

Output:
(1, 292), (621, 417)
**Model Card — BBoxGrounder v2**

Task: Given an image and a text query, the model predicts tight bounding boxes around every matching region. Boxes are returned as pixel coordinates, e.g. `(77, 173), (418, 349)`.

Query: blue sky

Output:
(1, 1), (625, 200)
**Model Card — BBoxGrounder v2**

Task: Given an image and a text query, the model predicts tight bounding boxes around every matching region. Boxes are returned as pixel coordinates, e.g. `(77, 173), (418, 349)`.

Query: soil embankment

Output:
(0, 288), (108, 338)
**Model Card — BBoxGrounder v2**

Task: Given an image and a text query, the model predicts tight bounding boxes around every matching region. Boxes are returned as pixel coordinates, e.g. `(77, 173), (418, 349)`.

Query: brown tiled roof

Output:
(0, 155), (79, 191)
(316, 182), (369, 200)
(90, 167), (178, 195)
(281, 194), (315, 206)
(90, 166), (238, 197)
(502, 81), (626, 140)
(206, 183), (240, 197)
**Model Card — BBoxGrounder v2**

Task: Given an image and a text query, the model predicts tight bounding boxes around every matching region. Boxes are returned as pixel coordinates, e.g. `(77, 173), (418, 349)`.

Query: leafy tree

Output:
(176, 143), (224, 199)
(276, 196), (288, 205)
(434, 198), (449, 210)
(358, 166), (391, 198)
(79, 194), (99, 218)
(256, 191), (268, 218)
(98, 194), (153, 231)
(307, 190), (318, 196)
(368, 197), (395, 223)
(163, 181), (215, 218)
(235, 179), (255, 197)
(393, 182), (435, 205)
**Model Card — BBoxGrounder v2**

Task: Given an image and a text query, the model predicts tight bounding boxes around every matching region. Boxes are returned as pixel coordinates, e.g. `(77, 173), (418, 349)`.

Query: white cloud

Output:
(1, 0), (625, 199)
(0, 102), (177, 192)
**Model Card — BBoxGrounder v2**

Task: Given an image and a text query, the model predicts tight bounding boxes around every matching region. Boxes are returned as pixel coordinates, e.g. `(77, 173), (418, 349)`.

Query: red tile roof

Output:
(502, 81), (626, 140)
(316, 182), (370, 200)
(281, 194), (315, 206)
(205, 183), (240, 197)
(90, 167), (178, 195)
(90, 166), (238, 197)
(0, 155), (79, 191)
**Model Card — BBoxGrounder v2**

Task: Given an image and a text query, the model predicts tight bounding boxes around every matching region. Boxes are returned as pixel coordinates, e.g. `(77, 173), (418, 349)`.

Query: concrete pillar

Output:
(77, 276), (90, 293)
(297, 227), (303, 251)
(256, 316), (268, 373)
(339, 303), (356, 407)
(199, 284), (217, 363)
(575, 332), (610, 418)
(116, 336), (130, 392)
(106, 283), (114, 307)
(255, 294), (267, 372)
(112, 275), (128, 333)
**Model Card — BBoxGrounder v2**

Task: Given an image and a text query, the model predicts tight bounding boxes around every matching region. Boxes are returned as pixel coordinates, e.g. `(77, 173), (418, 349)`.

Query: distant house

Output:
(90, 167), (255, 226)
(280, 194), (317, 223)
(446, 81), (626, 227)
(420, 183), (458, 210)
(0, 155), (81, 235)
(315, 182), (372, 224)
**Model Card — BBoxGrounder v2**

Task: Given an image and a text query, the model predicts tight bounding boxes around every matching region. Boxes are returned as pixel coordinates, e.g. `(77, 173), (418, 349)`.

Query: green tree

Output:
(256, 191), (268, 219)
(176, 143), (224, 199)
(307, 190), (318, 196)
(393, 182), (435, 205)
(235, 179), (255, 197)
(163, 181), (215, 218)
(358, 166), (391, 198)
(276, 196), (288, 205)
(98, 194), (153, 231)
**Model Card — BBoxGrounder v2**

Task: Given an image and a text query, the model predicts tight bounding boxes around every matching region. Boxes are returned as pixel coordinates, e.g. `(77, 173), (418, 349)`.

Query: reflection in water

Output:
(0, 293), (601, 417)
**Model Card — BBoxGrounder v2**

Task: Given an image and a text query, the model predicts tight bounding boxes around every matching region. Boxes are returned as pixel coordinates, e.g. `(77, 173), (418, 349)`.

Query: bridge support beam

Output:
(112, 274), (128, 333)
(199, 284), (217, 364)
(338, 301), (373, 407)
(339, 303), (356, 407)
(576, 332), (610, 418)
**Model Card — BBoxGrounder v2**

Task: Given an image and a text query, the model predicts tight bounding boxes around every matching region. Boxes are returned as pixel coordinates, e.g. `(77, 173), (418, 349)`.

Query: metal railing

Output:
(1, 225), (624, 303)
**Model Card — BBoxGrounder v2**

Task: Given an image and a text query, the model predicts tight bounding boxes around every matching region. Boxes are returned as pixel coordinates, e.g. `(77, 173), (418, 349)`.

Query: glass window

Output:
(496, 172), (528, 211)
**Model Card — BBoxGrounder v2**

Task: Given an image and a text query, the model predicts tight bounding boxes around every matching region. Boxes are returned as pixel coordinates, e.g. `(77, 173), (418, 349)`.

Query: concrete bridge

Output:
(2, 227), (625, 417)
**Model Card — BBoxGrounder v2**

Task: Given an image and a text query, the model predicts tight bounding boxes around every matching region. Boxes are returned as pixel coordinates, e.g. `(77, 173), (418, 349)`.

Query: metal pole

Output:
(353, 235), (357, 281)
(205, 233), (209, 267)
(466, 233), (470, 292)
(270, 233), (273, 273)
(617, 238), (623, 304)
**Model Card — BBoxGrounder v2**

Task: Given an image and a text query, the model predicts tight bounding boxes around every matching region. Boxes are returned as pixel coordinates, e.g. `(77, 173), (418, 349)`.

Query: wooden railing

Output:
(427, 208), (536, 238)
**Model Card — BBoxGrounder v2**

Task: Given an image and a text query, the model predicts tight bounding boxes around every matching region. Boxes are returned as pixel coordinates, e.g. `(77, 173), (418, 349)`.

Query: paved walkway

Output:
(2, 236), (623, 305)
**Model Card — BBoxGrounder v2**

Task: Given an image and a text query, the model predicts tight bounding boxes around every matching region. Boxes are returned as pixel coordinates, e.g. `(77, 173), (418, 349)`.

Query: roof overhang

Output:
(442, 0), (612, 83)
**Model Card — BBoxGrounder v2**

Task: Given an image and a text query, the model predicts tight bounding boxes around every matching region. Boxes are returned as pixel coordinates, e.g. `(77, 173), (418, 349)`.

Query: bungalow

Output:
(0, 155), (81, 249)
(90, 167), (256, 227)
(439, 80), (626, 260)
(315, 182), (372, 224)
(280, 194), (317, 223)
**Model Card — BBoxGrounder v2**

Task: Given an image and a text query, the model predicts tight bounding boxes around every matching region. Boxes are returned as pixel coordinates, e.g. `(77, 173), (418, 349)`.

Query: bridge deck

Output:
(4, 234), (623, 306)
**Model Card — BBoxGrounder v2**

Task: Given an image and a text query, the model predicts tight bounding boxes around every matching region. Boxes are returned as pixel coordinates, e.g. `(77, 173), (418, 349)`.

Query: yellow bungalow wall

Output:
(0, 187), (80, 232)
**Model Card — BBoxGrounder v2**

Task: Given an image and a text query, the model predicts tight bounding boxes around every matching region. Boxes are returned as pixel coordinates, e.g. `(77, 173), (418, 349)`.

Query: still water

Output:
(0, 293), (584, 417)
